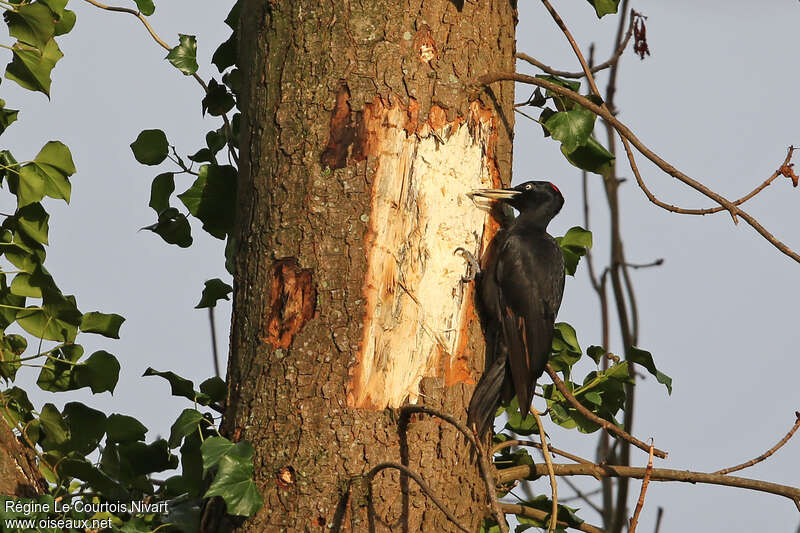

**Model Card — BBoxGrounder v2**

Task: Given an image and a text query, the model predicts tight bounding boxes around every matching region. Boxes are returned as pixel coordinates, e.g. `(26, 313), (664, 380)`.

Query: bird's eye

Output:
(525, 184), (532, 190)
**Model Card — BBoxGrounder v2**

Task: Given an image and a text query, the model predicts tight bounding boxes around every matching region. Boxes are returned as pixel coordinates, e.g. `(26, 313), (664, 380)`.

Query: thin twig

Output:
(400, 406), (508, 533)
(495, 463), (800, 504)
(209, 307), (220, 378)
(714, 412), (800, 475)
(475, 72), (800, 264)
(544, 365), (668, 459)
(366, 462), (469, 533)
(491, 439), (594, 465)
(515, 14), (633, 80)
(563, 477), (604, 516)
(653, 507), (663, 533)
(628, 440), (654, 532)
(530, 408), (558, 532)
(500, 503), (606, 533)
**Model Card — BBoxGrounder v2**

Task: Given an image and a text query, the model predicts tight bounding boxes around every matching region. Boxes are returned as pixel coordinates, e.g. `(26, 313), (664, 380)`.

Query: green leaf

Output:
(206, 130), (227, 154)
(132, 0), (155, 16)
(17, 202), (49, 244)
(72, 350), (121, 394)
(628, 347), (673, 394)
(166, 34), (198, 75)
(0, 100), (19, 135)
(178, 164), (237, 239)
(199, 376), (226, 403)
(141, 207), (193, 247)
(0, 334), (26, 380)
(556, 226), (592, 276)
(188, 147), (214, 163)
(204, 446), (262, 516)
(200, 435), (235, 474)
(143, 367), (196, 399)
(59, 458), (129, 501)
(1, 386), (34, 427)
(80, 311), (125, 338)
(202, 78), (235, 117)
(149, 172), (175, 213)
(106, 413), (147, 443)
(561, 136), (615, 176)
(39, 0), (68, 17)
(119, 439), (178, 477)
(130, 129), (169, 165)
(543, 107), (595, 153)
(503, 396), (538, 435)
(5, 2), (56, 50)
(587, 345), (605, 365)
(5, 38), (63, 96)
(549, 322), (582, 374)
(212, 34), (237, 73)
(10, 273), (41, 298)
(17, 303), (79, 342)
(12, 141), (75, 207)
(62, 402), (106, 455)
(196, 278), (233, 308)
(224, 1), (240, 31)
(169, 408), (204, 448)
(38, 402), (68, 451)
(53, 9), (76, 36)
(0, 275), (26, 331)
(180, 431), (203, 497)
(587, 0), (619, 18)
(36, 343), (83, 392)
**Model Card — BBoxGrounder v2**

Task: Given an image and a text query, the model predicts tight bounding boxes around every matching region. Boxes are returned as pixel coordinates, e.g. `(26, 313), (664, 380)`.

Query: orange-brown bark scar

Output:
(264, 257), (316, 349)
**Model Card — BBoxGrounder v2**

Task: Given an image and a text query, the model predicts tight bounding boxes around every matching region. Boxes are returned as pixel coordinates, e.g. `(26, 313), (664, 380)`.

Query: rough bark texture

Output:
(0, 420), (46, 498)
(227, 1), (517, 531)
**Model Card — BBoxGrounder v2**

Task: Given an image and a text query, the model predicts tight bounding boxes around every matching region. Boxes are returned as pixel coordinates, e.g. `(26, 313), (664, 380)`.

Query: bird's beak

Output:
(467, 188), (520, 201)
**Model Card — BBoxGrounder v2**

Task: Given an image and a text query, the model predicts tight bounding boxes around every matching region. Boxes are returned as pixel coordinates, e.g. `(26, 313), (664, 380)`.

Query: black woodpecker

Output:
(465, 180), (565, 436)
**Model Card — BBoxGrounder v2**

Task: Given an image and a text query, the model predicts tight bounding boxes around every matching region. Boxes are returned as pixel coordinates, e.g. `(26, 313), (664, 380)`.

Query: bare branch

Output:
(515, 13), (633, 80)
(531, 407), (558, 532)
(628, 441), (655, 533)
(714, 411), (800, 475)
(491, 439), (594, 465)
(544, 365), (668, 459)
(501, 503), (606, 533)
(475, 72), (800, 265)
(496, 463), (800, 505)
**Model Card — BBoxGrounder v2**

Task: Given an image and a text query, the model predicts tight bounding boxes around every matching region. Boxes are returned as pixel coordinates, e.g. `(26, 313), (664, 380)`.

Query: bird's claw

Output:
(454, 247), (481, 282)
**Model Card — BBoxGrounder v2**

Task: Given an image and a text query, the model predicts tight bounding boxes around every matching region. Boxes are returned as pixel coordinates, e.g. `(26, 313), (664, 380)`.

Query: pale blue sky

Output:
(3, 1), (798, 531)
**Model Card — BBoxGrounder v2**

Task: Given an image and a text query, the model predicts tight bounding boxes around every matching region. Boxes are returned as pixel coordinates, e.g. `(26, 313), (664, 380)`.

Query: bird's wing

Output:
(494, 234), (564, 415)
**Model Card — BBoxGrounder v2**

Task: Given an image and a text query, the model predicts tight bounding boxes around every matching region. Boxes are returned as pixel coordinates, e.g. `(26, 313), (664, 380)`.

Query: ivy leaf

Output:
(143, 367), (196, 400)
(130, 129), (168, 165)
(118, 439), (178, 477)
(53, 9), (76, 36)
(561, 136), (615, 176)
(36, 343), (83, 392)
(0, 334), (27, 380)
(38, 402), (68, 451)
(169, 408), (205, 448)
(80, 311), (125, 338)
(132, 0), (155, 16)
(199, 376), (226, 403)
(106, 413), (147, 443)
(141, 207), (193, 247)
(5, 2), (56, 50)
(72, 350), (121, 394)
(0, 100), (20, 135)
(13, 141), (75, 207)
(59, 458), (129, 502)
(556, 226), (592, 276)
(5, 39), (63, 97)
(178, 164), (237, 239)
(196, 278), (233, 308)
(149, 172), (175, 213)
(586, 0), (619, 18)
(628, 347), (673, 394)
(543, 107), (595, 153)
(62, 402), (106, 455)
(180, 431), (203, 497)
(212, 34), (237, 73)
(166, 34), (198, 75)
(17, 292), (81, 342)
(200, 435), (235, 474)
(16, 203), (49, 244)
(204, 443), (262, 516)
(202, 79), (235, 117)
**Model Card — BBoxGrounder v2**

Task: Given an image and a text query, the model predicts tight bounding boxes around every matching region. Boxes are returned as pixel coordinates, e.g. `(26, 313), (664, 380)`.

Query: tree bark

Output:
(227, 1), (517, 530)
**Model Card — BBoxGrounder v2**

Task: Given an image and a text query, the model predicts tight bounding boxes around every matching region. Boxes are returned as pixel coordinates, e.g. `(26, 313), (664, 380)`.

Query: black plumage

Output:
(466, 181), (566, 435)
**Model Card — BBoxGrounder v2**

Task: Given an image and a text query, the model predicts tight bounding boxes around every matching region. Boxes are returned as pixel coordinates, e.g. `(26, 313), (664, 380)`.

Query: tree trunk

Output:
(226, 1), (517, 530)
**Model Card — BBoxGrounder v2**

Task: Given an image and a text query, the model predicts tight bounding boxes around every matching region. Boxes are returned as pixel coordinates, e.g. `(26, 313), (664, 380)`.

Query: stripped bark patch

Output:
(347, 100), (501, 409)
(264, 258), (316, 349)
(320, 86), (357, 170)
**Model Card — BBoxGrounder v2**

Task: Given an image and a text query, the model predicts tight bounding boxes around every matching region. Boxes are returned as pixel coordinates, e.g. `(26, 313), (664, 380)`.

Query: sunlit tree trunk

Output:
(226, 1), (517, 530)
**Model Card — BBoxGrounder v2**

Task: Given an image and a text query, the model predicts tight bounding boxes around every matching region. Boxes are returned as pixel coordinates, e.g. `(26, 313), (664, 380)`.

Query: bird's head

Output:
(469, 180), (564, 223)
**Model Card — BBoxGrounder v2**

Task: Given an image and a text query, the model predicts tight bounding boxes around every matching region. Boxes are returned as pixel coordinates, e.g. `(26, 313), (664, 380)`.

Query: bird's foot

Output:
(454, 247), (481, 282)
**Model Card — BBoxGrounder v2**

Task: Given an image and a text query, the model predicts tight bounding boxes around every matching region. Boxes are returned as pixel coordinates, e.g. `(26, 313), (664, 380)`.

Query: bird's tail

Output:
(467, 355), (507, 436)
